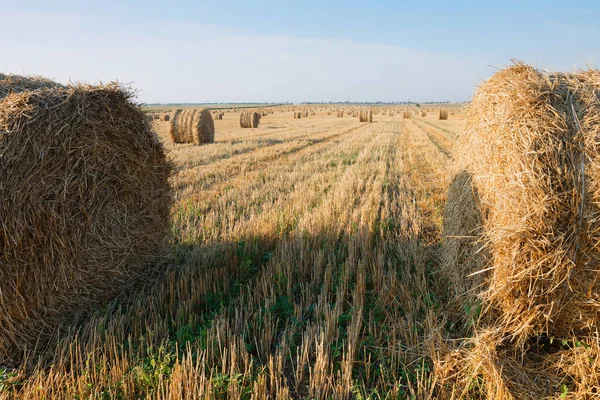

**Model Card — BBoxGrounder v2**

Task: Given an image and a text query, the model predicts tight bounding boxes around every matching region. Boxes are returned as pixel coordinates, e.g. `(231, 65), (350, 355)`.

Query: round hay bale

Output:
(421, 111), (427, 117)
(0, 74), (64, 98)
(169, 108), (215, 145)
(0, 84), (172, 362)
(359, 109), (373, 123)
(439, 109), (448, 120)
(403, 111), (411, 119)
(240, 111), (260, 128)
(447, 63), (600, 343)
(162, 113), (170, 122)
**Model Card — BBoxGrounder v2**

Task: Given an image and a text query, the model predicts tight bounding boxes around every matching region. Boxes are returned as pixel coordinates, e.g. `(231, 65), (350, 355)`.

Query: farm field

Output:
(1, 108), (465, 399)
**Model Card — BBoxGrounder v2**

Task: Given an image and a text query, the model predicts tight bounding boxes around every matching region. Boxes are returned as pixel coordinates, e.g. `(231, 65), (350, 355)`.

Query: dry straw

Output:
(437, 63), (600, 399)
(240, 111), (260, 128)
(169, 108), (215, 145)
(439, 109), (448, 120)
(359, 109), (373, 123)
(0, 73), (63, 98)
(0, 80), (172, 363)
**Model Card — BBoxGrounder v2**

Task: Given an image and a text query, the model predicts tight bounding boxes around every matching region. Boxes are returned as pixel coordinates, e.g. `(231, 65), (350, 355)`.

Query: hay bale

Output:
(0, 83), (172, 362)
(0, 74), (63, 98)
(359, 109), (373, 123)
(403, 111), (411, 119)
(389, 111), (394, 117)
(337, 111), (344, 117)
(294, 112), (302, 119)
(439, 109), (448, 120)
(302, 110), (309, 118)
(162, 113), (170, 122)
(153, 114), (160, 120)
(421, 111), (427, 117)
(240, 111), (260, 128)
(446, 63), (600, 342)
(169, 108), (215, 145)
(436, 63), (600, 399)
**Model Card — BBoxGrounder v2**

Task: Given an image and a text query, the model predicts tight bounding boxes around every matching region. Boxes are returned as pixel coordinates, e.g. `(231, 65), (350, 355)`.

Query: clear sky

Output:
(1, 0), (598, 103)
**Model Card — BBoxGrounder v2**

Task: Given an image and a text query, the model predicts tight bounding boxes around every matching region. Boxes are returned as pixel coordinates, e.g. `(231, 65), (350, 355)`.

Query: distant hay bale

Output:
(240, 111), (260, 128)
(352, 111), (358, 117)
(169, 108), (215, 145)
(337, 110), (344, 117)
(153, 114), (160, 120)
(359, 109), (373, 123)
(0, 83), (172, 362)
(162, 113), (170, 122)
(421, 111), (427, 117)
(403, 111), (411, 119)
(439, 109), (448, 120)
(327, 111), (331, 115)
(294, 112), (302, 119)
(389, 111), (394, 117)
(310, 111), (315, 116)
(214, 112), (223, 120)
(302, 110), (309, 118)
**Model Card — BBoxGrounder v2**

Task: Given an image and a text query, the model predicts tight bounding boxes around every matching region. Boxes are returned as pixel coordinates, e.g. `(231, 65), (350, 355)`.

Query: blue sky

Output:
(1, 0), (598, 103)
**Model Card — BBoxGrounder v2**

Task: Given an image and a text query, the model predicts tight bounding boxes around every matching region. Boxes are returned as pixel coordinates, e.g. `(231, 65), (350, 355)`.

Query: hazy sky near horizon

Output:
(1, 0), (599, 103)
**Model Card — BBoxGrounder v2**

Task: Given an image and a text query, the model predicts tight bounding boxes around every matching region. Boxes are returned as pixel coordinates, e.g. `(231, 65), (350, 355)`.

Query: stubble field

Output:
(2, 107), (465, 399)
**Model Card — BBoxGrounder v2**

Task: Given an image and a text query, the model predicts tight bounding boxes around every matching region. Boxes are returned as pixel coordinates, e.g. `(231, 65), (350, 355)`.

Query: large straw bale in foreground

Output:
(451, 64), (600, 342)
(437, 63), (600, 399)
(0, 83), (172, 362)
(169, 108), (214, 144)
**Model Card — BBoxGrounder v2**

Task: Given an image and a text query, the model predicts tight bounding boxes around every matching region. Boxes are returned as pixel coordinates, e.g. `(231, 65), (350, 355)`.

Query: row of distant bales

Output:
(148, 106), (452, 146)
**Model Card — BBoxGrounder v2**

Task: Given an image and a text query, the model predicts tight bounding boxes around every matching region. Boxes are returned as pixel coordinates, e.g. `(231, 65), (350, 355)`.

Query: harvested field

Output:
(4, 65), (596, 400)
(2, 104), (466, 399)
